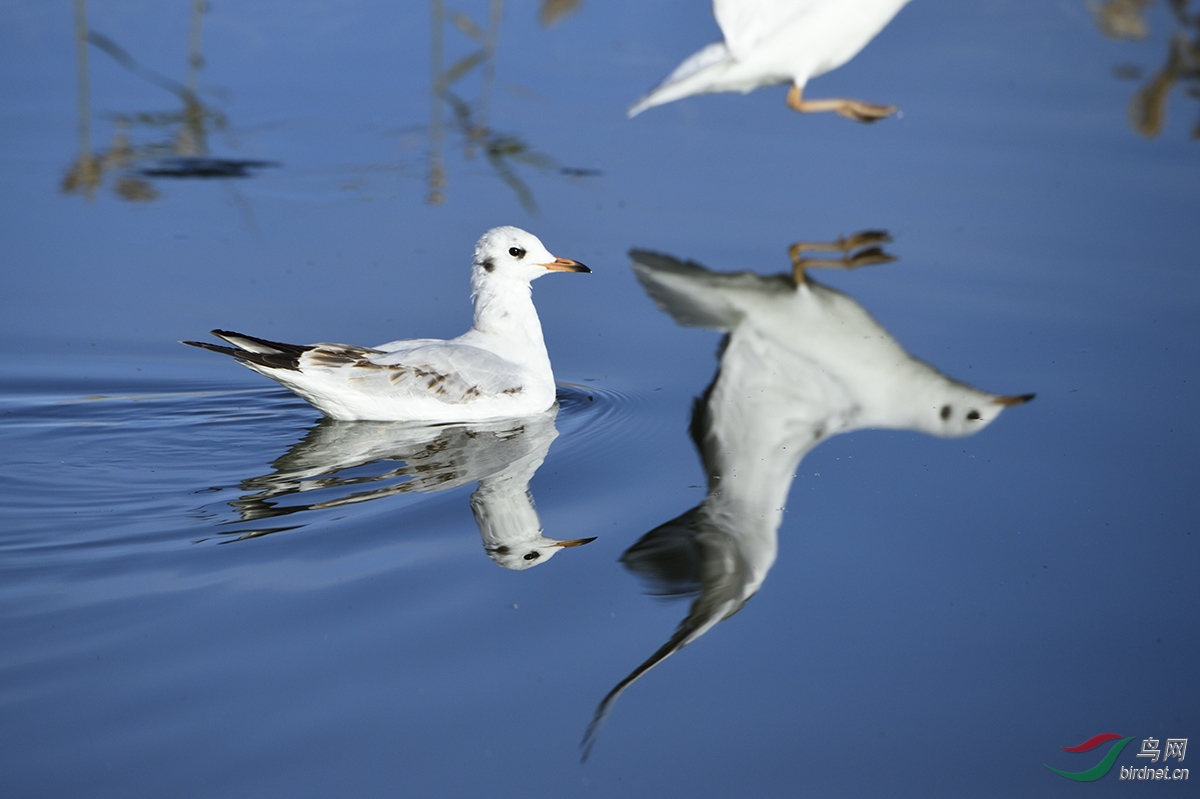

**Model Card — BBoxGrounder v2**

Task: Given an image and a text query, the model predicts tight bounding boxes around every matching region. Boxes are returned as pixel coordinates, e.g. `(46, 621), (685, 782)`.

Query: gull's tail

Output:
(182, 329), (309, 372)
(628, 42), (737, 117)
(630, 249), (791, 332)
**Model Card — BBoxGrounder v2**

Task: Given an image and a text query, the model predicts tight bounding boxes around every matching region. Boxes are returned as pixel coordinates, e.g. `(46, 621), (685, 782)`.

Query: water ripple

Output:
(555, 381), (655, 452)
(0, 378), (658, 562)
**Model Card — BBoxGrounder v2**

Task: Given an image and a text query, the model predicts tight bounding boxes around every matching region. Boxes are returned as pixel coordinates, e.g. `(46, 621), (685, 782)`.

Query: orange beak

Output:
(555, 536), (597, 548)
(994, 393), (1036, 406)
(543, 257), (591, 273)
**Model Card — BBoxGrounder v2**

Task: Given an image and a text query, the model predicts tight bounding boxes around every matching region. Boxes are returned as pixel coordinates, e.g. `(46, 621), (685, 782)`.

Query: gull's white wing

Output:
(713, 0), (819, 59)
(715, 0), (911, 75)
(300, 341), (524, 405)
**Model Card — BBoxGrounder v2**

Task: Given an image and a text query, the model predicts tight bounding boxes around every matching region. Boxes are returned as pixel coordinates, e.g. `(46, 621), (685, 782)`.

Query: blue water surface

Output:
(1, 1), (1197, 797)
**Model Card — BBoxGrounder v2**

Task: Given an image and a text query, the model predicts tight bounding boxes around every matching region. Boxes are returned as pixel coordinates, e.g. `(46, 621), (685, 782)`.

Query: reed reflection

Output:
(581, 234), (1033, 759)
(213, 405), (594, 570)
(1090, 0), (1200, 139)
(427, 1), (596, 212)
(629, 0), (912, 121)
(539, 0), (584, 28)
(63, 0), (274, 204)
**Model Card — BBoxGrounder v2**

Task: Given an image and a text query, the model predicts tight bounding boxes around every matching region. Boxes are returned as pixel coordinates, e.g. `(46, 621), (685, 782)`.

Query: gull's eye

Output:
(523, 551), (540, 561)
(509, 247), (526, 259)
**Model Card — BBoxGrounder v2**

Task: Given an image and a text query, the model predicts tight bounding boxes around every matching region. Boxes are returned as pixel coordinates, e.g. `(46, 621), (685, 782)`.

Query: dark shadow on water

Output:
(581, 233), (1035, 760)
(137, 158), (278, 179)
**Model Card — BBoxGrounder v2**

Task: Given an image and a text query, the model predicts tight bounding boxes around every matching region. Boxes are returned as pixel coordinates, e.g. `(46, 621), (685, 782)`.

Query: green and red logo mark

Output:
(1045, 732), (1134, 781)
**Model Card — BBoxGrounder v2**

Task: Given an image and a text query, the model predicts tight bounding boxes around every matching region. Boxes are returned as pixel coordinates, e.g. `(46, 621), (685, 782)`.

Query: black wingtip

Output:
(182, 339), (241, 357)
(182, 336), (303, 371)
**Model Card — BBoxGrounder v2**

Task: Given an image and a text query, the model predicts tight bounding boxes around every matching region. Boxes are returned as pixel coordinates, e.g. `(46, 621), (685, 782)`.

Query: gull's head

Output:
(472, 226), (590, 286)
(470, 480), (597, 570)
(926, 385), (1036, 438)
(485, 534), (598, 571)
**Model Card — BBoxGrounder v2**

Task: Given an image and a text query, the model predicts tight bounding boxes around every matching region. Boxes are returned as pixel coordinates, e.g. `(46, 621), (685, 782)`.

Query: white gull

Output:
(629, 0), (913, 121)
(184, 226), (590, 422)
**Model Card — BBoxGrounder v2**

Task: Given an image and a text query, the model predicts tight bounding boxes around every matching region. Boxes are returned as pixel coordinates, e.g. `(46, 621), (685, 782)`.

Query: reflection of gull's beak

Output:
(556, 536), (597, 548)
(543, 257), (591, 273)
(994, 393), (1037, 406)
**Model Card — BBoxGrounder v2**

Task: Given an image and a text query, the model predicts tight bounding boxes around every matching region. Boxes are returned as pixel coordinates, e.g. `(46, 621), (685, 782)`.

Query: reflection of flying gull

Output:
(225, 407), (595, 569)
(185, 227), (590, 421)
(632, 238), (1034, 438)
(629, 0), (912, 121)
(581, 237), (1033, 759)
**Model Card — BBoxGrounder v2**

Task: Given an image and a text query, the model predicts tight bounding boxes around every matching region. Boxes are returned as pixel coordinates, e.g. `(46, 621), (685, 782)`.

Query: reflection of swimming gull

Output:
(226, 406), (595, 569)
(629, 0), (912, 121)
(581, 236), (1033, 759)
(184, 227), (590, 421)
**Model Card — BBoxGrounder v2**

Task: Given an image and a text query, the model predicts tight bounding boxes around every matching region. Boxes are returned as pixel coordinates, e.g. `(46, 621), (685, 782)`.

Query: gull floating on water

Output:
(629, 0), (913, 121)
(184, 227), (590, 422)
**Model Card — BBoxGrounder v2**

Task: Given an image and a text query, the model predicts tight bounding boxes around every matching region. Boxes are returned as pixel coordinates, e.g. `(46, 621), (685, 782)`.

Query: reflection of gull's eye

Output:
(523, 551), (540, 561)
(509, 247), (526, 259)
(966, 410), (981, 421)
